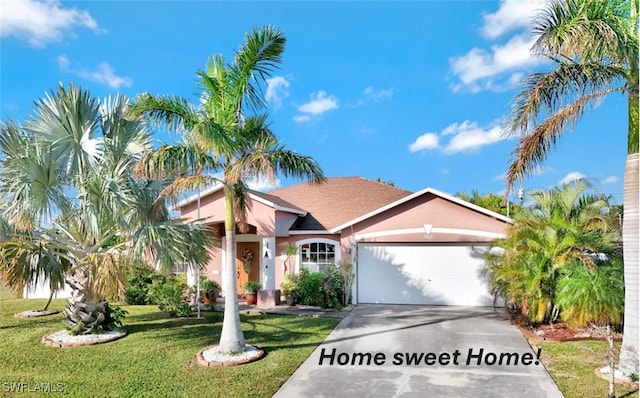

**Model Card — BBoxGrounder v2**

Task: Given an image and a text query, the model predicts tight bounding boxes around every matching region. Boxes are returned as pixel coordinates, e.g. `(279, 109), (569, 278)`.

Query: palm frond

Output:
(101, 93), (153, 164)
(505, 86), (621, 189)
(129, 93), (198, 134)
(230, 25), (286, 113)
(133, 144), (220, 180)
(131, 219), (214, 273)
(533, 0), (638, 65)
(507, 62), (627, 136)
(25, 83), (103, 177)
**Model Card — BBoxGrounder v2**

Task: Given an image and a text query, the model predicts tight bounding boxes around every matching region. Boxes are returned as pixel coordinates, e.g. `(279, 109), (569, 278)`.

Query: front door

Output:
(236, 241), (260, 294)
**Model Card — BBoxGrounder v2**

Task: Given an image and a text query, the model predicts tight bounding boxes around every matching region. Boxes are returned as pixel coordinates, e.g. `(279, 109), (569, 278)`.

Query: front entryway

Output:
(236, 241), (260, 294)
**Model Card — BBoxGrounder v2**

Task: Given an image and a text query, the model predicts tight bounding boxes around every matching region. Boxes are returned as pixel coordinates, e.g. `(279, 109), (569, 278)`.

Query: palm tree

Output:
(504, 0), (638, 374)
(485, 180), (620, 325)
(0, 84), (212, 334)
(130, 25), (325, 353)
(456, 189), (522, 217)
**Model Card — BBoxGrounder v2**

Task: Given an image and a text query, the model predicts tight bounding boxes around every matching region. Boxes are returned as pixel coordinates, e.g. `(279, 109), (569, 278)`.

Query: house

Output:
(177, 177), (512, 306)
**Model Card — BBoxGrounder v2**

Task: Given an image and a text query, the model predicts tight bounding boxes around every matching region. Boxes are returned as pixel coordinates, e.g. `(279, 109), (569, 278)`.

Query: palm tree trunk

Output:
(218, 188), (245, 353)
(619, 152), (639, 375)
(63, 268), (109, 335)
(42, 289), (54, 311)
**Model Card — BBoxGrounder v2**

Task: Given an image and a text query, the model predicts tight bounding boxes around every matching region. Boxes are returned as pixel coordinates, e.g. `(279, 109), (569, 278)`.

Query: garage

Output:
(356, 243), (496, 306)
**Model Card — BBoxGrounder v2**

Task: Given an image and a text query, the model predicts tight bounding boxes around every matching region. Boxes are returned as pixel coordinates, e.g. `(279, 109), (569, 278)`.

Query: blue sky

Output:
(1, 0), (627, 204)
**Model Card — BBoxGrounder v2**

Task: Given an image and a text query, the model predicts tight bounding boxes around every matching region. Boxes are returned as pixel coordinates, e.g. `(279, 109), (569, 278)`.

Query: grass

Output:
(0, 291), (340, 397)
(2, 284), (638, 398)
(529, 338), (639, 398)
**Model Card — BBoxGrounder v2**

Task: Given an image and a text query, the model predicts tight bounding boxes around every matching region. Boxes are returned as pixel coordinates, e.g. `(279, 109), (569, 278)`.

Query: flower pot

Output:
(245, 293), (257, 305)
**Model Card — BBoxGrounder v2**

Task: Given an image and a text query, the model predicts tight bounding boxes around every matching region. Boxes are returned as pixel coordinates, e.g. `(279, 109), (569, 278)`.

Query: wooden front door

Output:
(236, 241), (260, 294)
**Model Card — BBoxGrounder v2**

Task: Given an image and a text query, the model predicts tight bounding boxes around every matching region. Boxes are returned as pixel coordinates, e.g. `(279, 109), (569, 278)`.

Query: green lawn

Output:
(530, 339), (639, 398)
(0, 293), (339, 397)
(2, 287), (638, 398)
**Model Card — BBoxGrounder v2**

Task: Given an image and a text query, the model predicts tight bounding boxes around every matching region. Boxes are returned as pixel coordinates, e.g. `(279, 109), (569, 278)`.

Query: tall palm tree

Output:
(0, 84), (212, 334)
(130, 25), (325, 353)
(504, 0), (638, 374)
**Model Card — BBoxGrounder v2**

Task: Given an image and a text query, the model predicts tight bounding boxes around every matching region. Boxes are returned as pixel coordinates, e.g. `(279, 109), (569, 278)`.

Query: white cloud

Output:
(1, 0), (101, 47)
(294, 91), (338, 122)
(410, 120), (510, 155)
(450, 34), (540, 92)
(266, 76), (290, 110)
(409, 133), (439, 152)
(481, 0), (546, 39)
(602, 176), (619, 184)
(532, 165), (554, 175)
(442, 121), (506, 154)
(449, 0), (551, 93)
(57, 55), (133, 89)
(559, 171), (587, 185)
(356, 86), (393, 106)
(293, 115), (311, 123)
(246, 175), (281, 192)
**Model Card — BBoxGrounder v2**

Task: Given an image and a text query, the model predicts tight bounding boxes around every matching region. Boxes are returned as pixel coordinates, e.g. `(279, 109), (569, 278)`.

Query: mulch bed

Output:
(519, 322), (622, 342)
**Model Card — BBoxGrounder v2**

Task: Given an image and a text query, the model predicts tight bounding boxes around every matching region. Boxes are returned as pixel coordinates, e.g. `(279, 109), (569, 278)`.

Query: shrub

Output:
(201, 279), (220, 302)
(148, 275), (193, 317)
(555, 258), (624, 328)
(281, 267), (344, 310)
(124, 264), (166, 305)
(244, 280), (262, 293)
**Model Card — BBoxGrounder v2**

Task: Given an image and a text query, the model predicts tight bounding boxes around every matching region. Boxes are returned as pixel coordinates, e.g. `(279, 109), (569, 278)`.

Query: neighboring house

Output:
(177, 177), (512, 306)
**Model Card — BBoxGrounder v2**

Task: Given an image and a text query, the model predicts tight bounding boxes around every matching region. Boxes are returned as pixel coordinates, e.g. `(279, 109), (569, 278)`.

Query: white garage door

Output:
(357, 244), (496, 306)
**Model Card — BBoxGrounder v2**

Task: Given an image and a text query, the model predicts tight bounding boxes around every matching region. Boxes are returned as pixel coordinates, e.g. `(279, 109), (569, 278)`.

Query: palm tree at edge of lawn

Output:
(504, 0), (638, 375)
(130, 25), (326, 353)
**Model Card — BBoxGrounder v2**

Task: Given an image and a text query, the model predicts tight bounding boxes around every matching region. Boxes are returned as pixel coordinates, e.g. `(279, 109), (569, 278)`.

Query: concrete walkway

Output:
(274, 305), (564, 398)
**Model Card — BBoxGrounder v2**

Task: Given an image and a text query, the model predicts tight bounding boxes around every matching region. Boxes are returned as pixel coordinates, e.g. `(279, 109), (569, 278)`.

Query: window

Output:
(300, 242), (336, 273)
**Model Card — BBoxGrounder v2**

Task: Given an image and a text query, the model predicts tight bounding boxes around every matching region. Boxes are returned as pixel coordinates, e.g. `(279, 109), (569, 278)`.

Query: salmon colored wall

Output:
(180, 190), (277, 236)
(182, 189), (509, 290)
(274, 234), (341, 289)
(203, 246), (223, 287)
(341, 193), (508, 244)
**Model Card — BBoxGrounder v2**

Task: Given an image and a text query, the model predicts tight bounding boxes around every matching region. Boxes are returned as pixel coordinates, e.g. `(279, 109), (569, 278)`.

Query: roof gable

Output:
(330, 186), (513, 232)
(175, 185), (306, 215)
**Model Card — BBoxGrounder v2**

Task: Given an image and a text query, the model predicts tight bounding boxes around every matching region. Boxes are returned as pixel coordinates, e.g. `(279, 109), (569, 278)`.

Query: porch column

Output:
(262, 236), (276, 290)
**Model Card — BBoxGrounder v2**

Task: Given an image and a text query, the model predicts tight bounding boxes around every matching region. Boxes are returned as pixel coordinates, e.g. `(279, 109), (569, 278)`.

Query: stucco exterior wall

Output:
(341, 193), (508, 244)
(274, 234), (341, 289)
(180, 190), (277, 236)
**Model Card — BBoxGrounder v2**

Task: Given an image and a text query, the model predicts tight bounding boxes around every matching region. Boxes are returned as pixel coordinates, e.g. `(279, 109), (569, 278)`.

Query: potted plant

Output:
(244, 280), (261, 305)
(201, 280), (220, 305)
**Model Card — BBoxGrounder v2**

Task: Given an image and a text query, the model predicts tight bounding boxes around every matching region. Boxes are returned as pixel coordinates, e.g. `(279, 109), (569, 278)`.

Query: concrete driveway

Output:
(274, 305), (563, 398)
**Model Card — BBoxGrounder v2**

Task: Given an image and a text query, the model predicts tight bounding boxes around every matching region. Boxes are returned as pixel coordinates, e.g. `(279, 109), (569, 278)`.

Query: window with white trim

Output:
(300, 242), (336, 273)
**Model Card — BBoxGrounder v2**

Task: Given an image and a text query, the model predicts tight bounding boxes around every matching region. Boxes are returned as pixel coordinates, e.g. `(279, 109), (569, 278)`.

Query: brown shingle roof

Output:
(267, 177), (411, 231)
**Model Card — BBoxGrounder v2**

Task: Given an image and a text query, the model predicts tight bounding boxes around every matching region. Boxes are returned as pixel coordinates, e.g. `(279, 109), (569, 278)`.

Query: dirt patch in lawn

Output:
(519, 323), (622, 342)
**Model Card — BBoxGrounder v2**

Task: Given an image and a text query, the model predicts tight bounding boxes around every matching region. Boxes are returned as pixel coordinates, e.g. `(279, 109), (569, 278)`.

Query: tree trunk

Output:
(42, 289), (54, 311)
(63, 268), (109, 335)
(218, 189), (245, 353)
(619, 153), (639, 375)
